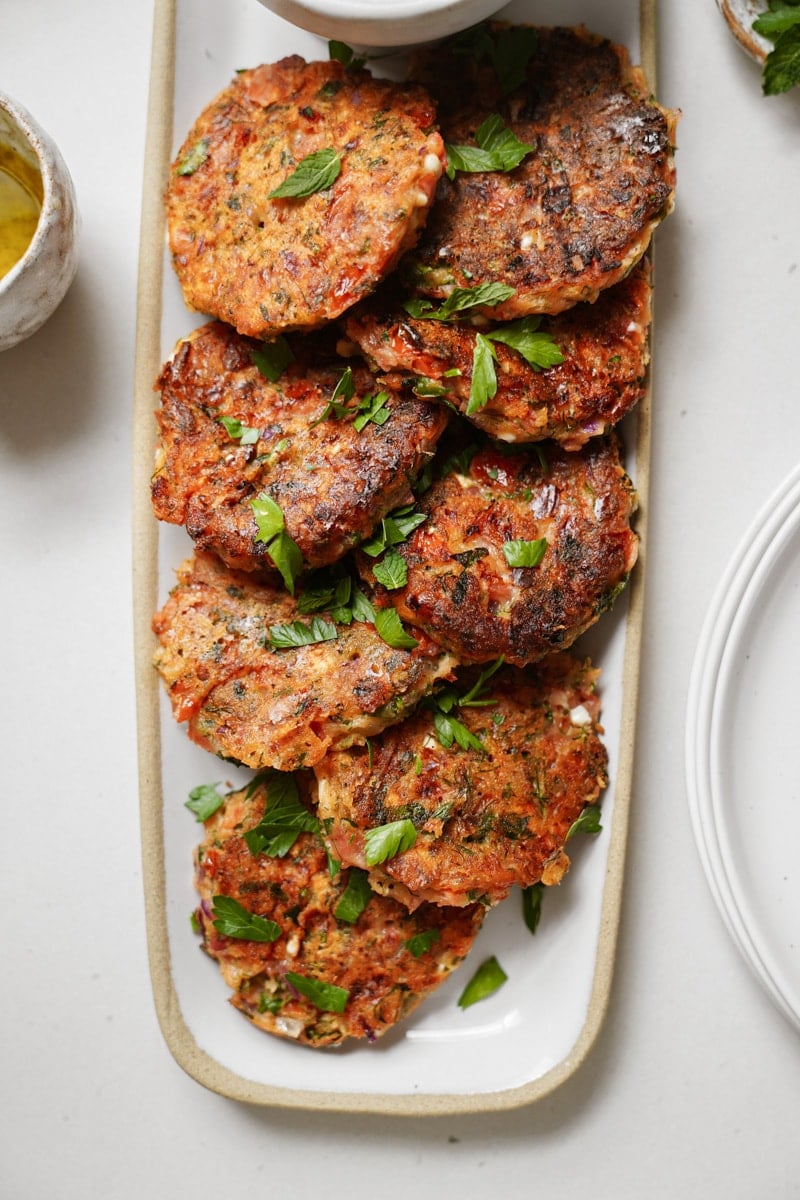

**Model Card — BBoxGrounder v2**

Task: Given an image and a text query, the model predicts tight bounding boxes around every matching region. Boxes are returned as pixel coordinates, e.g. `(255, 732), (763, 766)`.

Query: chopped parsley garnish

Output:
(445, 113), (534, 179)
(249, 493), (303, 593)
(405, 929), (441, 957)
(285, 971), (350, 1013)
(360, 503), (426, 557)
(297, 569), (376, 626)
(211, 895), (281, 943)
(268, 147), (342, 198)
(243, 771), (320, 858)
(311, 368), (391, 431)
(252, 336), (294, 382)
(457, 955), (508, 1008)
(467, 317), (564, 414)
(423, 658), (504, 754)
(363, 817), (417, 866)
(566, 804), (603, 841)
(176, 137), (209, 175)
(452, 23), (537, 95)
(371, 547), (407, 590)
(185, 781), (225, 822)
(753, 2), (800, 94)
(218, 415), (261, 445)
(521, 882), (545, 935)
(268, 616), (338, 649)
(404, 281), (516, 321)
(373, 607), (419, 650)
(333, 868), (373, 923)
(328, 39), (367, 69)
(502, 537), (547, 569)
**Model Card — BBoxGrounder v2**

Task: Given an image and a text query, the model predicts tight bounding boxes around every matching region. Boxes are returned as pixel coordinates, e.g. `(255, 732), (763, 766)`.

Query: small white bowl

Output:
(0, 92), (79, 352)
(257, 0), (506, 49)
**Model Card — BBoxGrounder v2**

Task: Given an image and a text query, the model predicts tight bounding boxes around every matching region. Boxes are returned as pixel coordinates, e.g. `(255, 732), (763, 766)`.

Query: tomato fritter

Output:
(193, 777), (484, 1045)
(152, 551), (458, 771)
(405, 25), (677, 318)
(151, 322), (448, 574)
(343, 259), (651, 449)
(166, 57), (445, 338)
(356, 436), (638, 666)
(315, 655), (608, 909)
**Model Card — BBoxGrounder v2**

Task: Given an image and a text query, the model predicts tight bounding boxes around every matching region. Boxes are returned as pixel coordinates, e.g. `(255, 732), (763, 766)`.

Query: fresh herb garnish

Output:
(249, 493), (303, 593)
(452, 23), (537, 95)
(521, 882), (545, 934)
(328, 39), (366, 68)
(353, 390), (391, 431)
(753, 2), (800, 94)
(211, 895), (282, 943)
(467, 318), (564, 414)
(218, 415), (261, 445)
(333, 868), (373, 923)
(423, 658), (504, 754)
(404, 281), (516, 321)
(243, 771), (320, 858)
(405, 929), (441, 957)
(285, 971), (350, 1013)
(371, 547), (407, 590)
(268, 616), (338, 649)
(252, 336), (294, 382)
(502, 537), (547, 569)
(373, 607), (419, 650)
(176, 138), (209, 176)
(268, 148), (342, 198)
(445, 113), (534, 179)
(311, 368), (391, 431)
(360, 504), (426, 557)
(185, 781), (225, 822)
(363, 817), (417, 866)
(566, 804), (603, 841)
(457, 955), (508, 1008)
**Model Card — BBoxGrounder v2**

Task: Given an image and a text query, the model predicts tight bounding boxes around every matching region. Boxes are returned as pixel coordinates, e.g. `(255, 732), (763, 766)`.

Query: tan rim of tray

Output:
(132, 0), (657, 1115)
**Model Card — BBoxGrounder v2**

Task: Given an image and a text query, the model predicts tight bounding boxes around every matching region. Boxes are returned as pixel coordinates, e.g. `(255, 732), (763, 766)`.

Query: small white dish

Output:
(257, 0), (506, 49)
(0, 92), (79, 353)
(686, 462), (800, 1034)
(716, 0), (771, 62)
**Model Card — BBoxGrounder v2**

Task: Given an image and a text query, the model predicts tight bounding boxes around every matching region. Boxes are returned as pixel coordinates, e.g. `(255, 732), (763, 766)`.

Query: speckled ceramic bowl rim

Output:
(0, 92), (61, 295)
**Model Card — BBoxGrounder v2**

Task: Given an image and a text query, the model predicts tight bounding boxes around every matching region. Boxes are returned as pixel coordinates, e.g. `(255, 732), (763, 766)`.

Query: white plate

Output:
(686, 462), (800, 1034)
(133, 0), (656, 1113)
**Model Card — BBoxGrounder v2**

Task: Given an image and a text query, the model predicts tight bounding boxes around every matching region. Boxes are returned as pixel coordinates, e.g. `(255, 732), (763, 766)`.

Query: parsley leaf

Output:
(502, 538), (547, 568)
(485, 316), (564, 370)
(404, 282), (516, 321)
(433, 709), (485, 753)
(250, 493), (303, 593)
(268, 148), (342, 198)
(451, 23), (537, 95)
(422, 659), (503, 754)
(457, 955), (508, 1008)
(328, 39), (366, 68)
(185, 781), (225, 822)
(243, 771), (320, 858)
(268, 616), (338, 649)
(333, 868), (373, 923)
(566, 804), (603, 841)
(363, 817), (417, 865)
(218, 415), (261, 445)
(352, 390), (391, 431)
(252, 337), (294, 382)
(371, 547), (407, 590)
(285, 972), (350, 1013)
(176, 138), (209, 176)
(373, 607), (419, 650)
(211, 895), (281, 943)
(360, 504), (426, 557)
(467, 333), (499, 414)
(445, 113), (534, 179)
(521, 882), (545, 934)
(405, 929), (441, 957)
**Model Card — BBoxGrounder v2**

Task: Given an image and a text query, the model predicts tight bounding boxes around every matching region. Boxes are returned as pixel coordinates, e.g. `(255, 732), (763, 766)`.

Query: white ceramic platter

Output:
(686, 463), (800, 1035)
(133, 0), (656, 1113)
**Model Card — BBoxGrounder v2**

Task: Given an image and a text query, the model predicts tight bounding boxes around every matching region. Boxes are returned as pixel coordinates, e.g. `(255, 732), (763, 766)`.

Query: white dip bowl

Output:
(257, 0), (506, 49)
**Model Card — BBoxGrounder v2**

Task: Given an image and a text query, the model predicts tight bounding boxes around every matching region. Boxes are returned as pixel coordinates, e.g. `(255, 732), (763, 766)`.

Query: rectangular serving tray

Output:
(133, 0), (657, 1114)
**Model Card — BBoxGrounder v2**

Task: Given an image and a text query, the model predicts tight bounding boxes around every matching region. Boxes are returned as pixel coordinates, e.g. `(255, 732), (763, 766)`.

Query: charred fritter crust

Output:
(405, 25), (677, 317)
(316, 655), (608, 908)
(193, 778), (484, 1045)
(357, 437), (638, 666)
(151, 322), (448, 574)
(152, 551), (458, 771)
(166, 57), (445, 338)
(343, 260), (651, 449)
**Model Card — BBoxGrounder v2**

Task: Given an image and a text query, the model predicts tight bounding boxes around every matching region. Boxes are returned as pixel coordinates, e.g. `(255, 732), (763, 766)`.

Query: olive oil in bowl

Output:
(0, 142), (43, 280)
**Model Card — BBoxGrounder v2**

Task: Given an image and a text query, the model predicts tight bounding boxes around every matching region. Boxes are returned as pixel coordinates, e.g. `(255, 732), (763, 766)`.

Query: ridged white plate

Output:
(686, 462), (800, 1034)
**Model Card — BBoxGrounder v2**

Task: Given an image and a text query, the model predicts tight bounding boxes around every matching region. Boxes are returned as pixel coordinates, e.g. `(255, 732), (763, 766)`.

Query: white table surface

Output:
(2, 1), (799, 1195)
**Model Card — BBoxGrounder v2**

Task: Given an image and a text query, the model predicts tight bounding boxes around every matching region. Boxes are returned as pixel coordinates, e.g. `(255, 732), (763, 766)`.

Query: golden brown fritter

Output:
(315, 655), (608, 909)
(356, 436), (638, 666)
(342, 259), (651, 449)
(405, 25), (677, 317)
(166, 57), (446, 338)
(151, 322), (448, 574)
(152, 551), (458, 771)
(193, 776), (484, 1045)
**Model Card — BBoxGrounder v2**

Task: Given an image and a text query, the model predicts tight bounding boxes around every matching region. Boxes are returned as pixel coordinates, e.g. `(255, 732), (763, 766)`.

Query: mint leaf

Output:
(445, 113), (534, 179)
(333, 868), (373, 923)
(185, 781), (225, 821)
(374, 607), (419, 650)
(457, 955), (508, 1008)
(522, 882), (545, 935)
(268, 617), (338, 649)
(372, 547), (408, 590)
(405, 929), (441, 957)
(502, 538), (547, 568)
(566, 804), (603, 841)
(363, 817), (417, 865)
(762, 24), (800, 93)
(492, 26), (538, 95)
(284, 971), (349, 1013)
(252, 336), (294, 382)
(753, 5), (800, 40)
(211, 895), (281, 942)
(269, 148), (342, 198)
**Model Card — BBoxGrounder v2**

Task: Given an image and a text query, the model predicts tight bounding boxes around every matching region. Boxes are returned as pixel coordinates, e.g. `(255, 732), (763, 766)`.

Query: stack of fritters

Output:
(152, 23), (677, 1045)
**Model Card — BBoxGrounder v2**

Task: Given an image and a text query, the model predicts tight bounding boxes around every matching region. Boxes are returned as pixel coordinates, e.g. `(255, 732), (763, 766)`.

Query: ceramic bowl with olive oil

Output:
(0, 92), (79, 352)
